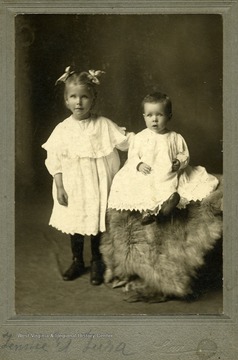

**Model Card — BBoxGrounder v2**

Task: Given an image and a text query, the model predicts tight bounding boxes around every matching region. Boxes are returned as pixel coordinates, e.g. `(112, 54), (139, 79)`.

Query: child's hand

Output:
(57, 187), (68, 206)
(138, 162), (152, 175)
(172, 159), (180, 172)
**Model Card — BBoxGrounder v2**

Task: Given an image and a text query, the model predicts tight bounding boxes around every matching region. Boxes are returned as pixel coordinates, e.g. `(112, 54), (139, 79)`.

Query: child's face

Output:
(65, 83), (95, 120)
(143, 102), (170, 134)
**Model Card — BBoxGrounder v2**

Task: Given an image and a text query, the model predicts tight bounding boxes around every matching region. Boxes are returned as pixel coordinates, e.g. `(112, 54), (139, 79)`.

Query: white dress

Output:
(42, 115), (132, 235)
(108, 128), (219, 212)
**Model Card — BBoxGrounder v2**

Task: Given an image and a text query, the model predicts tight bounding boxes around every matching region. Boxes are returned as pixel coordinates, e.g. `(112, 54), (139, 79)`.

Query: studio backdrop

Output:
(15, 14), (223, 194)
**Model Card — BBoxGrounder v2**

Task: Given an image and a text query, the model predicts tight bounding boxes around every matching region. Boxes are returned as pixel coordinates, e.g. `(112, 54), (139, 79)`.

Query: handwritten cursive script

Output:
(82, 336), (136, 356)
(0, 332), (71, 353)
(0, 332), (48, 352)
(0, 331), (136, 356)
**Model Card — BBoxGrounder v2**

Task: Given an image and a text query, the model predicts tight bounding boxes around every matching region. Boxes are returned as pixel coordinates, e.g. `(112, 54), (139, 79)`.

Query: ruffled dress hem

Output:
(49, 223), (105, 236)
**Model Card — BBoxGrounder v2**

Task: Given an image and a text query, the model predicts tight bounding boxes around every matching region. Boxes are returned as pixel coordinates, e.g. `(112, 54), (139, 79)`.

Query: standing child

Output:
(108, 92), (219, 224)
(42, 66), (132, 285)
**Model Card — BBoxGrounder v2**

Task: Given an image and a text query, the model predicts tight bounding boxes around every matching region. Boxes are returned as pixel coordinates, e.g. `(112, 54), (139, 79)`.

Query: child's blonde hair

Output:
(64, 72), (97, 101)
(56, 67), (105, 102)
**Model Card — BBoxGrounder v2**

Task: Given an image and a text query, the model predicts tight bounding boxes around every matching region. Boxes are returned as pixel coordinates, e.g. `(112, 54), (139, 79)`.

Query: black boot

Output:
(141, 211), (156, 225)
(90, 233), (105, 286)
(159, 192), (180, 217)
(63, 234), (86, 281)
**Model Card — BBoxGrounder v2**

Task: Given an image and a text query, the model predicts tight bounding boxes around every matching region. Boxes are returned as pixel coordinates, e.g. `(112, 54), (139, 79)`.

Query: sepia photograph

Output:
(15, 13), (223, 315)
(1, 1), (238, 359)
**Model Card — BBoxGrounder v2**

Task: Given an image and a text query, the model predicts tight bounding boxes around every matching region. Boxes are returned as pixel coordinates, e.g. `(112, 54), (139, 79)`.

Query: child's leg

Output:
(90, 232), (105, 286)
(159, 192), (180, 217)
(141, 210), (156, 225)
(62, 233), (86, 281)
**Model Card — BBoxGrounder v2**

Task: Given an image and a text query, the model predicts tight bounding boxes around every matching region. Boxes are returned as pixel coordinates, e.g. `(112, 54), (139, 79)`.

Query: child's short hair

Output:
(64, 72), (97, 100)
(142, 92), (172, 116)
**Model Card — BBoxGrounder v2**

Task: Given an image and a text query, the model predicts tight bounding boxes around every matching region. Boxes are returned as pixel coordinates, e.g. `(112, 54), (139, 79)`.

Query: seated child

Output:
(108, 92), (219, 225)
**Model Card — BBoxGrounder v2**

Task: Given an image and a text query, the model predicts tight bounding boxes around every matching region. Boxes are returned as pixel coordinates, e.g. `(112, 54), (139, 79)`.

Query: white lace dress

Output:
(108, 128), (219, 212)
(42, 115), (132, 235)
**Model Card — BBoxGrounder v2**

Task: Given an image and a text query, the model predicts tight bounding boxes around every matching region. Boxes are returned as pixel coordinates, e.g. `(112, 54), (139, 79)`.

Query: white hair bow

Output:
(55, 66), (75, 85)
(88, 70), (106, 85)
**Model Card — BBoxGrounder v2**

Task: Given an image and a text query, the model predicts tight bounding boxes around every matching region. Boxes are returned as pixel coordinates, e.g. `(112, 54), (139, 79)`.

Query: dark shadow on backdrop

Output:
(15, 14), (223, 195)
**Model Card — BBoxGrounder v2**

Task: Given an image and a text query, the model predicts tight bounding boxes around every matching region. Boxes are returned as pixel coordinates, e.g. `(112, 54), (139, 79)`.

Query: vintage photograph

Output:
(15, 14), (223, 315)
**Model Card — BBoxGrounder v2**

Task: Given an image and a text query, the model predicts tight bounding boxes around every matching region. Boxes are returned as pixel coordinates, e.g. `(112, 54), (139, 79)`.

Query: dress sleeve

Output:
(106, 118), (135, 151)
(126, 135), (142, 169)
(175, 133), (190, 170)
(44, 152), (62, 176)
(115, 131), (135, 151)
(42, 125), (64, 176)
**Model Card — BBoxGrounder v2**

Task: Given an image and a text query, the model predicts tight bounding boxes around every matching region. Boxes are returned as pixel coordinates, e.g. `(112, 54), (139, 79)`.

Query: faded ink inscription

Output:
(0, 331), (136, 356)
(153, 338), (218, 358)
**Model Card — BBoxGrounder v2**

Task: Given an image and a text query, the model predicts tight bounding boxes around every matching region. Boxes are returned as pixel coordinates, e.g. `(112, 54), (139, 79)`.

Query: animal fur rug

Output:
(101, 181), (223, 302)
